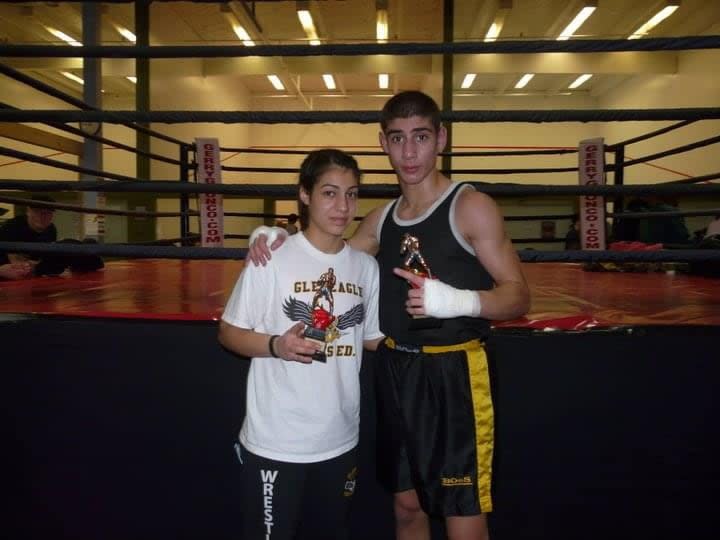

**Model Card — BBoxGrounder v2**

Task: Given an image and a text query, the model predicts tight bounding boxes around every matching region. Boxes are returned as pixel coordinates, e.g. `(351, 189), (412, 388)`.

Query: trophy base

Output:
(303, 326), (327, 363)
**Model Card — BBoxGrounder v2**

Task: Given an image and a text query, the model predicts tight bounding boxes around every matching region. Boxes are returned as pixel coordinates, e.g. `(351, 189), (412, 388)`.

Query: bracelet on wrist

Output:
(268, 335), (280, 358)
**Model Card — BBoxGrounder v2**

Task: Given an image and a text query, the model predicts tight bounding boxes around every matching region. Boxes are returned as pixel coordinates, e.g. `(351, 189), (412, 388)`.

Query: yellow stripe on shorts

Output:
(384, 337), (495, 511)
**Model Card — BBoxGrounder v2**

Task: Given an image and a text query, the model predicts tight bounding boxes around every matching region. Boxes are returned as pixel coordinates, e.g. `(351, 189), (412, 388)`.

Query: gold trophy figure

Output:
(399, 233), (441, 328)
(303, 267), (337, 362)
(400, 233), (433, 283)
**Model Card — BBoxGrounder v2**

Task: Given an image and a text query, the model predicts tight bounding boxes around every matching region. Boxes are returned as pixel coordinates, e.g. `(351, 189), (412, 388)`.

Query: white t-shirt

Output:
(222, 232), (383, 463)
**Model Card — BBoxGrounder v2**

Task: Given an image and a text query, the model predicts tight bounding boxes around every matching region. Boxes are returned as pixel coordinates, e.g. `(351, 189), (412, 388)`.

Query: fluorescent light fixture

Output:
(115, 25), (136, 43)
(220, 8), (256, 46)
(557, 6), (596, 40)
(47, 27), (82, 47)
(378, 73), (389, 89)
(485, 1), (511, 42)
(485, 22), (502, 42)
(232, 23), (255, 46)
(568, 73), (592, 89)
(297, 8), (320, 45)
(514, 73), (534, 89)
(61, 71), (84, 85)
(376, 9), (388, 42)
(127, 76), (137, 84)
(461, 73), (476, 89)
(267, 75), (285, 91)
(628, 4), (679, 39)
(322, 74), (336, 90)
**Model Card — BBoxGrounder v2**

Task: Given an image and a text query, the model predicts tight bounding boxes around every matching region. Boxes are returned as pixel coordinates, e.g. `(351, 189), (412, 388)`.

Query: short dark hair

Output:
(297, 149), (361, 229)
(380, 90), (441, 132)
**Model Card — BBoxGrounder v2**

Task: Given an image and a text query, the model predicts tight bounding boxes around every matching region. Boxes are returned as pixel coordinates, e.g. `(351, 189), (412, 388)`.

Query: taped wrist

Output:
(248, 226), (287, 249)
(423, 279), (482, 319)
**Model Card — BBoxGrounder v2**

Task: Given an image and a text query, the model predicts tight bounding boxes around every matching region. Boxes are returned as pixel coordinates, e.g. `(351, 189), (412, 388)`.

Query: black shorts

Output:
(375, 338), (494, 517)
(235, 444), (358, 540)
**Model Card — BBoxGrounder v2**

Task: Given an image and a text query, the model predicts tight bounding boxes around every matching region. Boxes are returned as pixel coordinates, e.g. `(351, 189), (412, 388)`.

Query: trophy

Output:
(303, 267), (337, 362)
(399, 233), (442, 329)
(400, 233), (433, 283)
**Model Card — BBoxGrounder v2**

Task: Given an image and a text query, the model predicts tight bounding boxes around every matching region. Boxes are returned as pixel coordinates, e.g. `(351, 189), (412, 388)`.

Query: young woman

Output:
(218, 149), (383, 540)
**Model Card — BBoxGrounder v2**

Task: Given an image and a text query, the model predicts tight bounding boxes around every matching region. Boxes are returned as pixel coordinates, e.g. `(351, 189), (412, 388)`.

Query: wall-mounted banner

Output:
(578, 138), (606, 250)
(195, 138), (224, 247)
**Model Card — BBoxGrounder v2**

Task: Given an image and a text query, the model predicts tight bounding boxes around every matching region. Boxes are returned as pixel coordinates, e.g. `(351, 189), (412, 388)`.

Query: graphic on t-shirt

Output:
(282, 267), (365, 353)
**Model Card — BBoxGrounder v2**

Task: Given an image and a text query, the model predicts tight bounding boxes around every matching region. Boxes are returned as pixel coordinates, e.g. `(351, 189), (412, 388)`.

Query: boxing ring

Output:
(2, 260), (719, 540)
(2, 26), (720, 540)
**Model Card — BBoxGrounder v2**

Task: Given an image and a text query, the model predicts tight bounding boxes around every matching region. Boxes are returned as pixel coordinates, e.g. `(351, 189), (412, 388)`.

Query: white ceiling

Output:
(0, 0), (718, 103)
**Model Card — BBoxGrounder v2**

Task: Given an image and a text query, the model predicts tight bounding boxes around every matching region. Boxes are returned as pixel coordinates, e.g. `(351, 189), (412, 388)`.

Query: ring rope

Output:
(0, 146), (139, 182)
(2, 35), (718, 59)
(0, 102), (183, 167)
(1, 179), (719, 197)
(1, 241), (718, 264)
(0, 62), (190, 148)
(219, 147), (579, 157)
(220, 164), (585, 175)
(3, 108), (719, 124)
(2, 195), (716, 223)
(620, 134), (720, 169)
(606, 120), (697, 150)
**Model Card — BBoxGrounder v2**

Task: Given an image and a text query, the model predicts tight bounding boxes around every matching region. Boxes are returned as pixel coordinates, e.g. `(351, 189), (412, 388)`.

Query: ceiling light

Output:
(220, 8), (256, 47)
(297, 6), (320, 45)
(378, 73), (389, 89)
(485, 0), (511, 42)
(376, 8), (388, 42)
(484, 22), (502, 42)
(267, 75), (285, 91)
(557, 5), (596, 40)
(322, 74), (336, 90)
(232, 23), (255, 46)
(115, 25), (136, 43)
(127, 76), (137, 84)
(568, 74), (592, 89)
(628, 4), (679, 39)
(61, 71), (84, 85)
(46, 27), (81, 47)
(514, 73), (534, 89)
(461, 74), (476, 89)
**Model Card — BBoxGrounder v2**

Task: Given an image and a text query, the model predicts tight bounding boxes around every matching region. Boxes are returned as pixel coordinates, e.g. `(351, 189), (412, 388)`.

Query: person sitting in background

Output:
(0, 195), (58, 274)
(612, 196), (690, 245)
(564, 214), (580, 250)
(0, 195), (103, 277)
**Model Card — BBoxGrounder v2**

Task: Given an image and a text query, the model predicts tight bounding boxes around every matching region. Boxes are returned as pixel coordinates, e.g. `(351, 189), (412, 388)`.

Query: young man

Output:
(249, 91), (530, 540)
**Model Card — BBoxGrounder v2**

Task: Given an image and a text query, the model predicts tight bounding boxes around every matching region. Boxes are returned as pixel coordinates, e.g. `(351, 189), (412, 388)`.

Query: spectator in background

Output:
(564, 214), (581, 250)
(611, 196), (690, 245)
(0, 195), (57, 274)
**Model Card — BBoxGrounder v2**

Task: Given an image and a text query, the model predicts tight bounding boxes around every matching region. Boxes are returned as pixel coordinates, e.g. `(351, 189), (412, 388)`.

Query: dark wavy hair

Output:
(380, 90), (441, 132)
(297, 149), (362, 230)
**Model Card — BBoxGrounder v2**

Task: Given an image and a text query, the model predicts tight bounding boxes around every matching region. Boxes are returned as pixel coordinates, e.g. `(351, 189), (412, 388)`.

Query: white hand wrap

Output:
(423, 279), (482, 319)
(248, 226), (287, 249)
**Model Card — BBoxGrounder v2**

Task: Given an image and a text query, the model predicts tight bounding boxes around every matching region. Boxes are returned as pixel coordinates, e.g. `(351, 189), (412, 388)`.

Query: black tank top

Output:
(376, 182), (494, 345)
